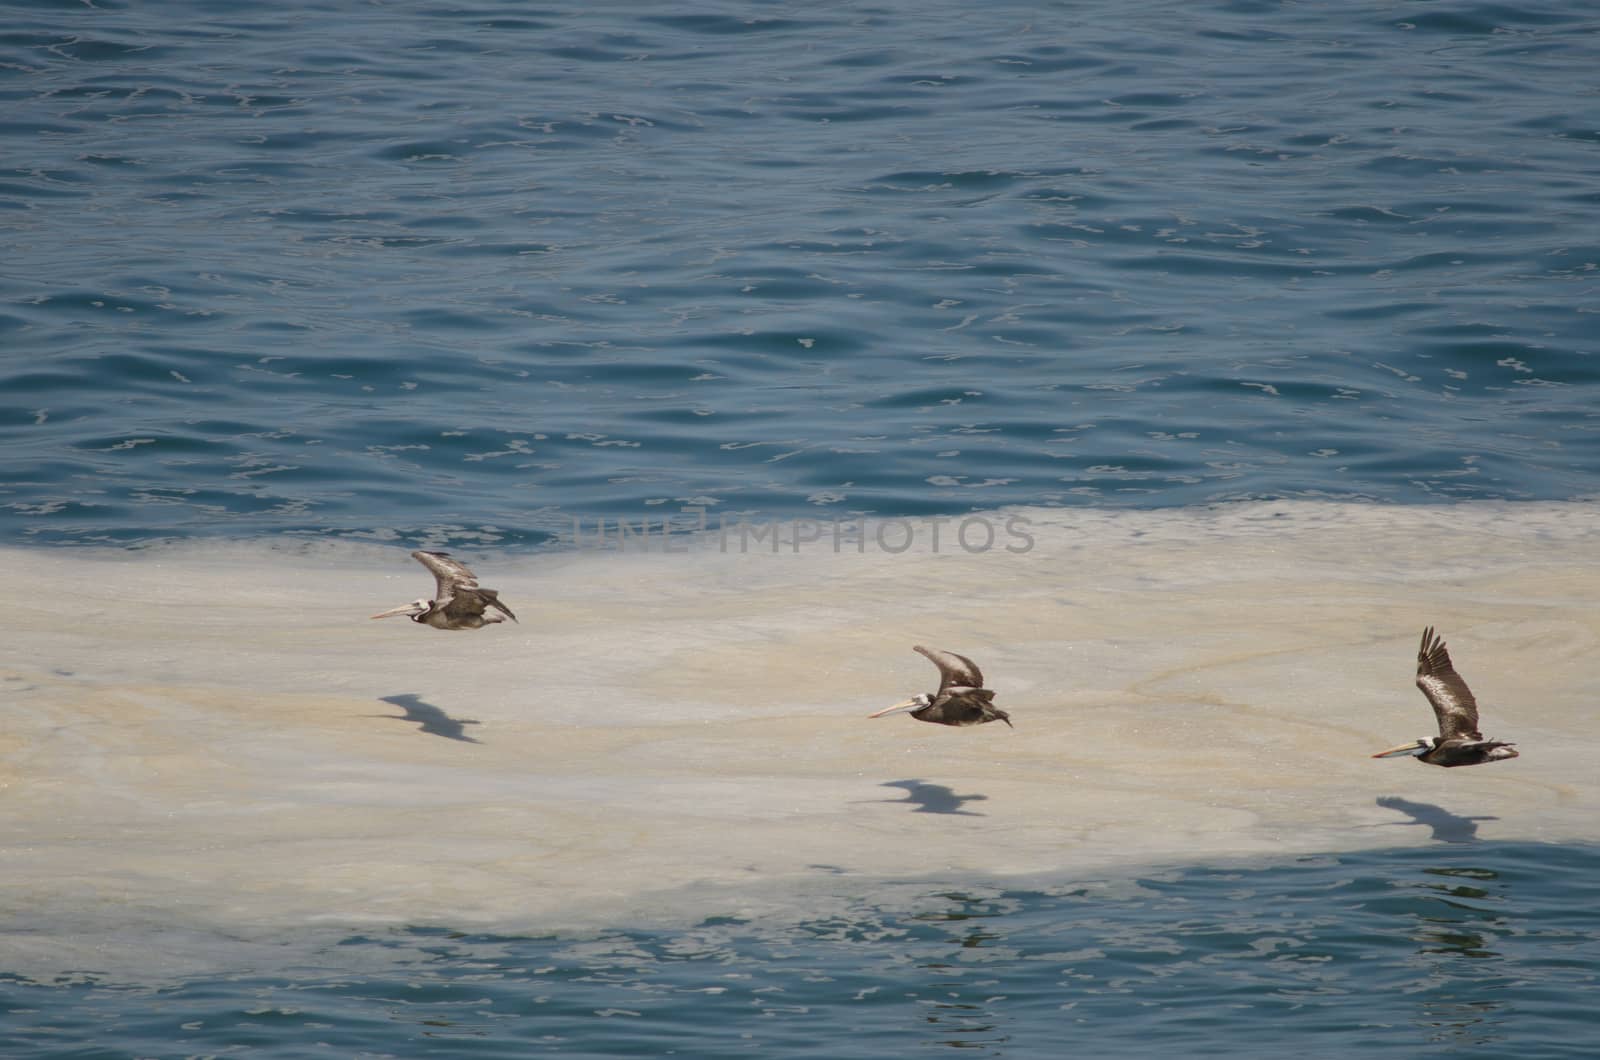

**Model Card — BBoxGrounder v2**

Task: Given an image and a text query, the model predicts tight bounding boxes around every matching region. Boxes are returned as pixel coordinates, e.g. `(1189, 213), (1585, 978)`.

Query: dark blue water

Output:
(4, 843), (1597, 1058)
(3, 0), (1598, 547)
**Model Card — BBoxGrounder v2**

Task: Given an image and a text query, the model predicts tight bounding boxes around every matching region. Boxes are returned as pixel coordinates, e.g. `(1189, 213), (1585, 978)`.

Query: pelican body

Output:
(370, 550), (518, 631)
(869, 645), (1011, 728)
(1372, 627), (1517, 767)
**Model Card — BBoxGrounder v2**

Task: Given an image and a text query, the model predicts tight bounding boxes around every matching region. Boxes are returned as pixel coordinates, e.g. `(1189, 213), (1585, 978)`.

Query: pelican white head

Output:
(370, 599), (429, 621)
(1371, 738), (1432, 759)
(867, 693), (931, 719)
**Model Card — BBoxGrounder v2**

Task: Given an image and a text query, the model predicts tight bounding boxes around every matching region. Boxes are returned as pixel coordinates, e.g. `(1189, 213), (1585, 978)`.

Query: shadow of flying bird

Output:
(1376, 796), (1497, 844)
(370, 693), (482, 743)
(877, 779), (989, 816)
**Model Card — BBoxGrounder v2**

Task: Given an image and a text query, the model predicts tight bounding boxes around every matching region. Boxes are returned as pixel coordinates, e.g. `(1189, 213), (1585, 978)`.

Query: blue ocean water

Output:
(5, 2), (1600, 1056)
(4, 842), (1598, 1058)
(2, 0), (1598, 548)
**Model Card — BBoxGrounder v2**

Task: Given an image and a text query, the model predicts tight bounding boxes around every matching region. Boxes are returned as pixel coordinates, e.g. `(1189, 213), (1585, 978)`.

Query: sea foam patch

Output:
(3, 501), (1597, 980)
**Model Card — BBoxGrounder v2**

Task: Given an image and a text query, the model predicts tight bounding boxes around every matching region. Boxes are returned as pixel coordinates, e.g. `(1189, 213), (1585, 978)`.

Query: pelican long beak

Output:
(868, 698), (922, 719)
(370, 603), (420, 620)
(1371, 742), (1425, 759)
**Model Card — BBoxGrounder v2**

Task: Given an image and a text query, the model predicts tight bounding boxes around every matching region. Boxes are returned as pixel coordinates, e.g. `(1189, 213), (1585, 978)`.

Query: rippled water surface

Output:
(3, 0), (1599, 546)
(6, 843), (1598, 1058)
(4, 4), (1598, 1054)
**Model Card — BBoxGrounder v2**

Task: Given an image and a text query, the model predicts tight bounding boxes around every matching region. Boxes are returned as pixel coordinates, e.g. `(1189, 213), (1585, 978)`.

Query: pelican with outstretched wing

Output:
(1372, 626), (1517, 767)
(371, 550), (518, 630)
(869, 645), (1012, 728)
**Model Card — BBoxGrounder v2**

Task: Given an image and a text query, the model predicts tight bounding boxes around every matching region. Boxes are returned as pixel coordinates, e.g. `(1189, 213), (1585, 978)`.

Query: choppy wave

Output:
(3, 2), (1599, 547)
(5, 842), (1598, 1058)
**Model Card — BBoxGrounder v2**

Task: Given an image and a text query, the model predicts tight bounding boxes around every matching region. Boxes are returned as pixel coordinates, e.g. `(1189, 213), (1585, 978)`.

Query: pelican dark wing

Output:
(914, 645), (984, 695)
(925, 688), (1010, 727)
(412, 550), (517, 625)
(1415, 626), (1479, 741)
(871, 645), (1010, 727)
(413, 550), (482, 602)
(436, 586), (516, 625)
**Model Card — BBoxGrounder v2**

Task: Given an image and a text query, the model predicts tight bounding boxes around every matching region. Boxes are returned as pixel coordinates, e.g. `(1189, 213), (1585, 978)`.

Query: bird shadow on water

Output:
(1376, 796), (1497, 843)
(876, 779), (988, 816)
(369, 693), (482, 743)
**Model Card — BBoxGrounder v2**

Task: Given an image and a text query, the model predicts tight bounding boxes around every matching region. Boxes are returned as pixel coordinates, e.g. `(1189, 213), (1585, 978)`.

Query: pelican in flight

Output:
(370, 550), (518, 630)
(1372, 626), (1517, 767)
(869, 645), (1012, 727)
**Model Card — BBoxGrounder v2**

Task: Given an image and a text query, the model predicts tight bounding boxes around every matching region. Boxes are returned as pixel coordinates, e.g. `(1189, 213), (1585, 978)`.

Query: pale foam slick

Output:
(3, 501), (1597, 982)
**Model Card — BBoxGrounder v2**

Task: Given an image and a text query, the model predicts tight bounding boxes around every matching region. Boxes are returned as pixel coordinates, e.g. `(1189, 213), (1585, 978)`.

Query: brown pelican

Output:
(370, 550), (518, 630)
(868, 645), (1012, 728)
(1372, 626), (1517, 767)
